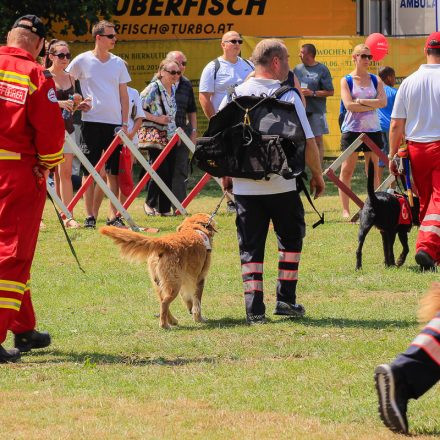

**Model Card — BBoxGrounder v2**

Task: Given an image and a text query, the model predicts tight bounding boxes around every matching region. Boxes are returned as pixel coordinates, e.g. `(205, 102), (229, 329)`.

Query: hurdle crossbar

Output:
(63, 132), (139, 230)
(117, 130), (187, 216)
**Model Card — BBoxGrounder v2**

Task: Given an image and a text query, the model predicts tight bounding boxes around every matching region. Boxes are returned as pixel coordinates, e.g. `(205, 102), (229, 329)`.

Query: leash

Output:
(205, 191), (228, 229)
(47, 191), (86, 273)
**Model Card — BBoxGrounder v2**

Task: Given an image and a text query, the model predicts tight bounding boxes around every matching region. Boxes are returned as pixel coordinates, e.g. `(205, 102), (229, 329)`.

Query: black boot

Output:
(14, 330), (51, 353)
(0, 345), (21, 363)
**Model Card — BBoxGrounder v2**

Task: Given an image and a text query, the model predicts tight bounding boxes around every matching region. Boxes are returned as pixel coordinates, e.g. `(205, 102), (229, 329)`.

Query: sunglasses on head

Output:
(357, 54), (373, 60)
(99, 34), (116, 39)
(52, 52), (71, 60)
(164, 69), (181, 75)
(224, 39), (243, 45)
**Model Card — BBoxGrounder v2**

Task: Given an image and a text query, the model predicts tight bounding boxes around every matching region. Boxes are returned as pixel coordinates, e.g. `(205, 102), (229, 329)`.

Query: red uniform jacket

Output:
(0, 46), (64, 168)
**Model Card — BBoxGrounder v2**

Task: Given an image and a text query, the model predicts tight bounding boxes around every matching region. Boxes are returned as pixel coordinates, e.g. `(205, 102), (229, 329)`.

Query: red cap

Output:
(425, 32), (440, 49)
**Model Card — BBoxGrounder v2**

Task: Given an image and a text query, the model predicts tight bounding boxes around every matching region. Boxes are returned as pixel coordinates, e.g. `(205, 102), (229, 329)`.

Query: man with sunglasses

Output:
(165, 51), (197, 203)
(0, 15), (65, 362)
(66, 20), (131, 229)
(199, 30), (254, 212)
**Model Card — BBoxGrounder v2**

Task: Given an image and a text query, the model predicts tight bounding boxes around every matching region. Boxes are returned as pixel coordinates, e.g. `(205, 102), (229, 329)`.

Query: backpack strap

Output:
(369, 73), (378, 90)
(273, 85), (302, 101)
(297, 174), (325, 228)
(213, 58), (221, 81)
(242, 58), (254, 71)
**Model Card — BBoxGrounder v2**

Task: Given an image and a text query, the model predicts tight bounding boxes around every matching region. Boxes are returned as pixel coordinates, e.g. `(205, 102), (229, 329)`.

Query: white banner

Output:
(393, 0), (437, 35)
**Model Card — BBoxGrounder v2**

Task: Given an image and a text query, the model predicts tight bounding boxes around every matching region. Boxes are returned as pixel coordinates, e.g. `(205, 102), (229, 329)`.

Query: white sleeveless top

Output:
(341, 79), (381, 133)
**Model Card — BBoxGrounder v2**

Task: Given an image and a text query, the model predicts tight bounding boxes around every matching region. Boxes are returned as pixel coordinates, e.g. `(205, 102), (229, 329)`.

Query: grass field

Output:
(1, 162), (438, 439)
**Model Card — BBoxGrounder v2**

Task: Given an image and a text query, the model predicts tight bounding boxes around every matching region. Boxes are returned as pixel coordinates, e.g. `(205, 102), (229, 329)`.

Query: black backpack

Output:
(193, 86), (306, 181)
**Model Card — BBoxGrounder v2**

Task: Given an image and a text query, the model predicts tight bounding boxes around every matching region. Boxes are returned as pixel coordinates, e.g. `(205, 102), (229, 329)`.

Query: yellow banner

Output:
(69, 36), (426, 155)
(57, 0), (356, 41)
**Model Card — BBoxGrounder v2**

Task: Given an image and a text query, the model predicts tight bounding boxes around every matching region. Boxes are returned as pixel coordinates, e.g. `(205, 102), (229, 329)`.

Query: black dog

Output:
(356, 162), (420, 270)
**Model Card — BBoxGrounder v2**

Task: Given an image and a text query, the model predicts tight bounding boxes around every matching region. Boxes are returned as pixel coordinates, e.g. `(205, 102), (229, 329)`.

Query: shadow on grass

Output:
(299, 316), (417, 329)
(24, 349), (226, 366)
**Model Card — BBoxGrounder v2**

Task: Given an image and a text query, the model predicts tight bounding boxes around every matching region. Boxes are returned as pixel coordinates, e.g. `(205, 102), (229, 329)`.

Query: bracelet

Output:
(122, 122), (128, 127)
(388, 153), (396, 160)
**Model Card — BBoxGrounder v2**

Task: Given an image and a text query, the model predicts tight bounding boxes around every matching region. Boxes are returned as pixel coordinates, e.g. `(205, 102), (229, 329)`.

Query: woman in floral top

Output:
(140, 60), (180, 216)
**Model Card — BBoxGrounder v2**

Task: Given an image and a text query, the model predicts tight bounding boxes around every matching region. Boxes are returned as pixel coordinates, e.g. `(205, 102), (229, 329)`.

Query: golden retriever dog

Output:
(418, 282), (440, 323)
(100, 213), (216, 329)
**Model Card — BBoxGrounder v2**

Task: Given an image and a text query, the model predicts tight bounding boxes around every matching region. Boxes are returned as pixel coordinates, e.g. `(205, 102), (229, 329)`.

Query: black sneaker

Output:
(415, 250), (436, 271)
(374, 364), (409, 434)
(106, 216), (127, 228)
(226, 201), (236, 214)
(274, 301), (306, 317)
(84, 216), (96, 229)
(0, 345), (21, 363)
(14, 330), (51, 353)
(246, 313), (267, 325)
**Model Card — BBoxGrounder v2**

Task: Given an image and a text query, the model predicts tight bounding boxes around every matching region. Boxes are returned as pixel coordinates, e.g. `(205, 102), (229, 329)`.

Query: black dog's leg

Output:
(396, 230), (409, 267)
(381, 231), (396, 267)
(356, 222), (373, 270)
(388, 231), (397, 266)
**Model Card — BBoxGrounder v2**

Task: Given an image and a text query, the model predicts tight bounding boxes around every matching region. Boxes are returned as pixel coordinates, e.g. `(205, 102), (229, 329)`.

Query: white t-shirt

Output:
(392, 64), (440, 142)
(127, 87), (144, 145)
(219, 78), (314, 196)
(67, 51), (131, 125)
(199, 56), (254, 112)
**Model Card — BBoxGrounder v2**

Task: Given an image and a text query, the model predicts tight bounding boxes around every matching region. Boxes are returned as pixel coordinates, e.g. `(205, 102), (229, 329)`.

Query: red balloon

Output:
(365, 33), (389, 61)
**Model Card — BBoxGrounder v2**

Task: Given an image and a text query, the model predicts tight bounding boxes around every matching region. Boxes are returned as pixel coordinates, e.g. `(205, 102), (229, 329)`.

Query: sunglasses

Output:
(224, 39), (243, 45)
(357, 54), (373, 60)
(164, 69), (182, 75)
(99, 34), (117, 39)
(52, 52), (71, 60)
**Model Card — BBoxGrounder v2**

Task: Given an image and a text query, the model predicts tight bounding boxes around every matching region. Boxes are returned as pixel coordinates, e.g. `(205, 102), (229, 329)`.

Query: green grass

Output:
(1, 162), (438, 439)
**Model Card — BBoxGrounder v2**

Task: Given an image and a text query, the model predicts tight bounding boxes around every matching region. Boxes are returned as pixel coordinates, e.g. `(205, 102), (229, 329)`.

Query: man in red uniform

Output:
(389, 32), (440, 271)
(0, 15), (65, 362)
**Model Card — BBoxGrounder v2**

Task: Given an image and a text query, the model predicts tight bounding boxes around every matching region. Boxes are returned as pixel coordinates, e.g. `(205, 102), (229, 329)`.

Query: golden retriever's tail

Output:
(418, 282), (440, 323)
(99, 226), (168, 262)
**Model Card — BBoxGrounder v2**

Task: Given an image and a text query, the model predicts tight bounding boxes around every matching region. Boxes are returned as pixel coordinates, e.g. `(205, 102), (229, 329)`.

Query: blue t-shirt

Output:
(378, 85), (397, 131)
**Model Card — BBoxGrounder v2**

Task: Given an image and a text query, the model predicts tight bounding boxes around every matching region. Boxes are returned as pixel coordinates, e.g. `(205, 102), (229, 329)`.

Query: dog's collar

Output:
(196, 230), (212, 252)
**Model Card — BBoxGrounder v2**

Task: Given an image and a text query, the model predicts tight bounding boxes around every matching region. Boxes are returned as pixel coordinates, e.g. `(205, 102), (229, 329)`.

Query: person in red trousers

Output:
(389, 32), (440, 271)
(0, 15), (65, 363)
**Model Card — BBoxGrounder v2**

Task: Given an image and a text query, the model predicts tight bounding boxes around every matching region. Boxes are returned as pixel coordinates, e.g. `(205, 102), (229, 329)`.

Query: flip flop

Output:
(143, 203), (157, 216)
(63, 218), (81, 229)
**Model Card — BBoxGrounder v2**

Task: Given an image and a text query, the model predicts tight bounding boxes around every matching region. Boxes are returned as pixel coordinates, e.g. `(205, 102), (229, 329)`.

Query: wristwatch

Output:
(388, 153), (396, 160)
(122, 122), (128, 127)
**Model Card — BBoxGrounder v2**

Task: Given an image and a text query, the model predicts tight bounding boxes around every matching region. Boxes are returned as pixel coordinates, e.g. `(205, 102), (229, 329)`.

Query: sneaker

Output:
(274, 301), (306, 317)
(374, 364), (409, 434)
(84, 215), (96, 229)
(415, 250), (436, 271)
(14, 330), (51, 353)
(226, 201), (236, 214)
(106, 216), (127, 228)
(246, 313), (267, 325)
(0, 345), (21, 363)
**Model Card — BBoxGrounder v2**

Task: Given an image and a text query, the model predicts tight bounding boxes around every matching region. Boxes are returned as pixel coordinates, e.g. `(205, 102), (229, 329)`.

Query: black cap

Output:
(12, 15), (46, 39)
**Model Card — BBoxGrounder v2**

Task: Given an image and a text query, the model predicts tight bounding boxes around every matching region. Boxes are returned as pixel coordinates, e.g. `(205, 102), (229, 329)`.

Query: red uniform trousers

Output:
(408, 140), (440, 264)
(0, 156), (46, 344)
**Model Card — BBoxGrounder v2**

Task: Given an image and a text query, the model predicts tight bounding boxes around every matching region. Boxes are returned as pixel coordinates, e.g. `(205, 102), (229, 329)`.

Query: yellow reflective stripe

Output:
(0, 279), (26, 294)
(412, 333), (440, 366)
(0, 149), (21, 160)
(38, 148), (64, 160)
(0, 297), (21, 311)
(0, 69), (36, 93)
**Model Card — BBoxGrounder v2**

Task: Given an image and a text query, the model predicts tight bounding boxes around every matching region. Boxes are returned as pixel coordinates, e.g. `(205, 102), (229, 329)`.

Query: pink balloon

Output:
(365, 33), (389, 61)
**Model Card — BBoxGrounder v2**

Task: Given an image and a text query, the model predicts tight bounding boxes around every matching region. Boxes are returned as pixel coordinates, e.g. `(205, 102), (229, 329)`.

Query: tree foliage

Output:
(0, 0), (115, 41)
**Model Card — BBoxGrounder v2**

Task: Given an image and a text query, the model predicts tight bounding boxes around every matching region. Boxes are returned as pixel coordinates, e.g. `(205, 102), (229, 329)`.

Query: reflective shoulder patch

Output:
(47, 88), (57, 103)
(0, 81), (28, 104)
